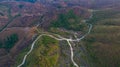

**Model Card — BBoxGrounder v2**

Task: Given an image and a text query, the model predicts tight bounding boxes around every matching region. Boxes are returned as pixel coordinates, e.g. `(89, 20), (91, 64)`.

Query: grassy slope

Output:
(82, 8), (120, 67)
(15, 35), (60, 67)
(13, 45), (31, 67)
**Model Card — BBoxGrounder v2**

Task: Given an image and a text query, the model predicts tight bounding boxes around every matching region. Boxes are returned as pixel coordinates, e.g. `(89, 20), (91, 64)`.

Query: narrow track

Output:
(17, 23), (92, 67)
(17, 9), (93, 67)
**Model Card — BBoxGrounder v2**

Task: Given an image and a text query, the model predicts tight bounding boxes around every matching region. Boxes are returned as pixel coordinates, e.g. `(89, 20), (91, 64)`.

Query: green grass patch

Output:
(20, 35), (60, 67)
(13, 44), (31, 67)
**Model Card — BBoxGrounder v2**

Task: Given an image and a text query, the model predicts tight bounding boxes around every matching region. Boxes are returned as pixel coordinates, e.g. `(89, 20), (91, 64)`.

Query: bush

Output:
(0, 41), (3, 48)
(3, 34), (19, 51)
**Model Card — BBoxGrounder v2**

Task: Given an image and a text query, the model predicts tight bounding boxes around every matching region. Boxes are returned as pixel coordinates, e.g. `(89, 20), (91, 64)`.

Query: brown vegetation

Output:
(0, 27), (36, 67)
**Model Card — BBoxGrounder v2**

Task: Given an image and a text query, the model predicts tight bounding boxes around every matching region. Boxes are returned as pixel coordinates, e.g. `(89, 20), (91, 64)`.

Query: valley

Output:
(0, 0), (120, 67)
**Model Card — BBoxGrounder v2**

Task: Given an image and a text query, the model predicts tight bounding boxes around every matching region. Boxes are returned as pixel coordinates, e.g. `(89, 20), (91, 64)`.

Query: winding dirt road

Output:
(17, 9), (93, 67)
(17, 23), (92, 67)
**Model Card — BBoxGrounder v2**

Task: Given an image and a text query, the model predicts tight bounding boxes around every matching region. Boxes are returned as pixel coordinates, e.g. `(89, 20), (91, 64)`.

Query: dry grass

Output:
(82, 7), (120, 67)
(83, 25), (120, 67)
